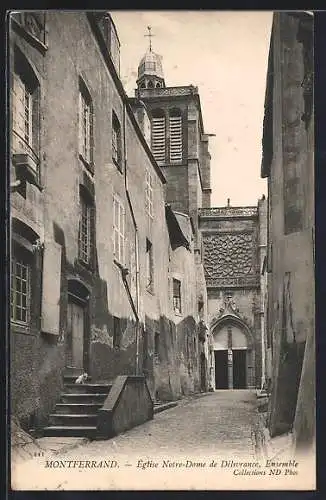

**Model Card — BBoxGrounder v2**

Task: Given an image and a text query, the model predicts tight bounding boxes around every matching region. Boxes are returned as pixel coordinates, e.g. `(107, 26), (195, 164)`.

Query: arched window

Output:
(151, 109), (166, 163)
(156, 82), (161, 88)
(140, 82), (146, 88)
(169, 108), (182, 163)
(147, 80), (154, 88)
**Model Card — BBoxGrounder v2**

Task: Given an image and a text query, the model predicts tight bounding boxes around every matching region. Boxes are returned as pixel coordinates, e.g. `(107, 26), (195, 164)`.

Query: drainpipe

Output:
(123, 102), (141, 375)
(259, 243), (267, 390)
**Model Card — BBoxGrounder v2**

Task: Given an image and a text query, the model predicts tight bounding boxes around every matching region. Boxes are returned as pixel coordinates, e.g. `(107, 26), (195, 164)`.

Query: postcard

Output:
(8, 9), (315, 491)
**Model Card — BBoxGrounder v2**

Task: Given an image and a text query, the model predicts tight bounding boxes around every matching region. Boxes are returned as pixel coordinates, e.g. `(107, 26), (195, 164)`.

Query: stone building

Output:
(9, 11), (211, 435)
(261, 12), (314, 452)
(199, 199), (267, 391)
(132, 39), (213, 399)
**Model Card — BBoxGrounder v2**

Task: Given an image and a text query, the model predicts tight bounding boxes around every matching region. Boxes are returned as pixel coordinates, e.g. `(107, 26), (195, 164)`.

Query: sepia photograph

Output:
(8, 9), (315, 491)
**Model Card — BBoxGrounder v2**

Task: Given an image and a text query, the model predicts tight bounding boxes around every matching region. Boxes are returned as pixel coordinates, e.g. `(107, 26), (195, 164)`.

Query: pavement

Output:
(10, 390), (314, 490)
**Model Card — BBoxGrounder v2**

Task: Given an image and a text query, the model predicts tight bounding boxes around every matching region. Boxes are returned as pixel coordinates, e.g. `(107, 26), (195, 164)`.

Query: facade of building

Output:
(261, 12), (314, 452)
(9, 11), (211, 433)
(199, 199), (267, 391)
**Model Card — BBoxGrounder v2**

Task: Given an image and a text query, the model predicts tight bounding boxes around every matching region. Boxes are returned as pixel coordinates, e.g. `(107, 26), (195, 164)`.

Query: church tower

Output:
(134, 27), (212, 248)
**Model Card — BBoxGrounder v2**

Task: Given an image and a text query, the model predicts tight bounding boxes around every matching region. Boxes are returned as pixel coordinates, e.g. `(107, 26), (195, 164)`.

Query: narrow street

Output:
(12, 390), (272, 491)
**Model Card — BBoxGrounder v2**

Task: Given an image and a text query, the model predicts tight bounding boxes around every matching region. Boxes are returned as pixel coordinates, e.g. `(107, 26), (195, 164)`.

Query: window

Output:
(78, 195), (94, 265)
(146, 62), (156, 71)
(11, 12), (47, 46)
(145, 169), (153, 218)
(146, 239), (154, 293)
(112, 112), (122, 170)
(79, 80), (93, 166)
(151, 109), (165, 163)
(169, 109), (182, 163)
(173, 278), (182, 314)
(113, 316), (121, 349)
(154, 332), (160, 361)
(11, 252), (31, 325)
(113, 195), (125, 264)
(12, 48), (40, 182)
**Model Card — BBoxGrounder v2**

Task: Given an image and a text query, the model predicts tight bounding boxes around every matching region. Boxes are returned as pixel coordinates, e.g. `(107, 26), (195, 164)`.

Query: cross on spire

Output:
(145, 26), (155, 52)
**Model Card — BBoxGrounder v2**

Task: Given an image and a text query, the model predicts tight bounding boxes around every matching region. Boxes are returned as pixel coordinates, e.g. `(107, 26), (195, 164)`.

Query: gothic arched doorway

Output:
(212, 317), (255, 389)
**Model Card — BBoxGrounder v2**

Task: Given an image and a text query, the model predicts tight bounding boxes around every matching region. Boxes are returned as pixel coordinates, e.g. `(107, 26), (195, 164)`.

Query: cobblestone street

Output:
(12, 390), (311, 490)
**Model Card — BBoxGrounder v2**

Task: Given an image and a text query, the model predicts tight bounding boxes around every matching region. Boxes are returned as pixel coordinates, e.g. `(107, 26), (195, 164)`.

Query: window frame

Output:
(78, 193), (94, 267)
(172, 278), (182, 315)
(79, 79), (94, 170)
(12, 47), (41, 185)
(10, 250), (31, 326)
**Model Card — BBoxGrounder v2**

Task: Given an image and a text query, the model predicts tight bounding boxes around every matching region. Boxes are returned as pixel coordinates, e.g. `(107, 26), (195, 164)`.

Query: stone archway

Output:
(211, 315), (255, 390)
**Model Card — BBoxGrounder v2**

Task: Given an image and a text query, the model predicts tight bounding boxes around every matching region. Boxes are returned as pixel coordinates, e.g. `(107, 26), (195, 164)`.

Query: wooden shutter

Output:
(169, 114), (182, 162)
(41, 239), (62, 335)
(152, 116), (165, 162)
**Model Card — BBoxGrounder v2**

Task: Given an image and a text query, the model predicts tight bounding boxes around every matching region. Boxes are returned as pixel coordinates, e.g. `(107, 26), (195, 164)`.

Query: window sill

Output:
(79, 154), (94, 175)
(11, 321), (36, 336)
(12, 154), (42, 191)
(112, 157), (123, 173)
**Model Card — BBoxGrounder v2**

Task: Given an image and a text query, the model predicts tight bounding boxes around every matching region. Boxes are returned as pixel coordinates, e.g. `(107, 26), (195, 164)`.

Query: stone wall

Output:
(261, 12), (314, 445)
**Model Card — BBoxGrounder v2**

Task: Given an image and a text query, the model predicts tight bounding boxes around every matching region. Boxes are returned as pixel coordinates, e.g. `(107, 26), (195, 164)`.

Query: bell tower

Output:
(137, 27), (166, 89)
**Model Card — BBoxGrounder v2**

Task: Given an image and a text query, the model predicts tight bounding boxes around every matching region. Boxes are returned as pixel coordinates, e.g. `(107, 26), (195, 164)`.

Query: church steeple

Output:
(137, 26), (165, 90)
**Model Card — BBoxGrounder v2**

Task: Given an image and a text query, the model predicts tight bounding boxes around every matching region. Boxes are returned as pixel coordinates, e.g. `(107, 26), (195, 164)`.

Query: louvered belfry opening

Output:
(151, 109), (166, 163)
(169, 108), (182, 163)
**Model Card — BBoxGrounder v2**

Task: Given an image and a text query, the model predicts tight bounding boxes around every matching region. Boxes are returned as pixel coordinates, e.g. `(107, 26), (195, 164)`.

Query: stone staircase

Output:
(43, 371), (112, 438)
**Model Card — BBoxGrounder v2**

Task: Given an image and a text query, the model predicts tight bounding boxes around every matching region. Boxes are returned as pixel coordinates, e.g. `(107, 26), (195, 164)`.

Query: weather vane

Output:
(145, 26), (155, 52)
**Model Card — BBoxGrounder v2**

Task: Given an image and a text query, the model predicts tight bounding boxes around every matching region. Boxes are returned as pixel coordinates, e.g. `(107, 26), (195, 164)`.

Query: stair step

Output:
(43, 426), (97, 437)
(60, 393), (107, 404)
(49, 414), (98, 426)
(55, 403), (103, 415)
(64, 383), (112, 394)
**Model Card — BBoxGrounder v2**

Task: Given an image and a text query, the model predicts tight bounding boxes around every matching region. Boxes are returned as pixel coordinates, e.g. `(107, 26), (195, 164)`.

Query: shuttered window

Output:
(169, 111), (182, 163)
(151, 112), (165, 163)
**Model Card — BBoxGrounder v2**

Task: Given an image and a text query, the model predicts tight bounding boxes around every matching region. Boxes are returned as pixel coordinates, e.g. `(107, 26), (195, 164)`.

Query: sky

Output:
(111, 11), (273, 207)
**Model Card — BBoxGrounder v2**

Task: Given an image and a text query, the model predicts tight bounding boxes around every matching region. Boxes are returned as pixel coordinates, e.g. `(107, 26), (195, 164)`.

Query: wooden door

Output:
(67, 301), (84, 369)
(233, 349), (247, 389)
(214, 350), (228, 389)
